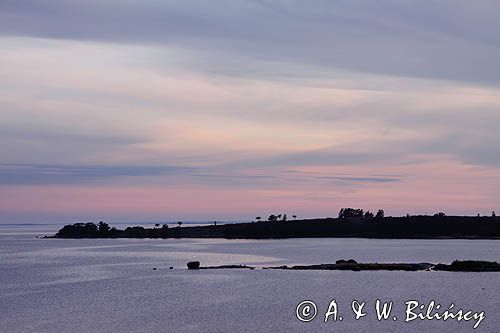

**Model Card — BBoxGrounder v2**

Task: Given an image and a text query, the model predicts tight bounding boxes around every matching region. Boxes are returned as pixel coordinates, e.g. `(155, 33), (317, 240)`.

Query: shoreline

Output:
(186, 260), (500, 272)
(51, 215), (500, 240)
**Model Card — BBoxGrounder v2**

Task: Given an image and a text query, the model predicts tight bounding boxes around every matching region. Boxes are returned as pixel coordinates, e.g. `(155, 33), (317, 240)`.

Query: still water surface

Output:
(1, 225), (499, 332)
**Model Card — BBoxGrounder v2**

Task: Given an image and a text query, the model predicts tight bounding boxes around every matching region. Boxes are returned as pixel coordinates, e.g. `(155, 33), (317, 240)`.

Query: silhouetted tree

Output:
(268, 214), (278, 222)
(255, 216), (261, 222)
(338, 208), (364, 219)
(98, 221), (110, 233)
(292, 215), (297, 220)
(364, 211), (374, 219)
(434, 212), (446, 217)
(375, 209), (385, 219)
(177, 221), (183, 227)
(55, 222), (98, 238)
(282, 214), (287, 221)
(154, 223), (160, 228)
(492, 211), (496, 217)
(124, 226), (147, 237)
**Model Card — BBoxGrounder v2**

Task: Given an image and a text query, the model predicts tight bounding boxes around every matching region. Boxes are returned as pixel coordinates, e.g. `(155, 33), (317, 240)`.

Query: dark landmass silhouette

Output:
(184, 260), (500, 272)
(433, 260), (500, 272)
(186, 261), (255, 270)
(265, 262), (433, 271)
(52, 213), (500, 239)
(187, 259), (500, 272)
(264, 260), (500, 272)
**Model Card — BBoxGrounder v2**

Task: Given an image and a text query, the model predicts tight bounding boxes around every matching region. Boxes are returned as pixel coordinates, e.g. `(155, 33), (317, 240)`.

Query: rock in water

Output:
(187, 261), (200, 269)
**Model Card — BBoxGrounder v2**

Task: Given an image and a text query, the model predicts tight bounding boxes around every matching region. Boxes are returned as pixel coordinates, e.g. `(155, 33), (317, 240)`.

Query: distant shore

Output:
(51, 215), (500, 239)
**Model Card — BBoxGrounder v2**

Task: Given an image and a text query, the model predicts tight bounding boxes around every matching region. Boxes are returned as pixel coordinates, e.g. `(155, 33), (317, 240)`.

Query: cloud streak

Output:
(0, 1), (499, 222)
(2, 1), (500, 84)
(0, 164), (192, 185)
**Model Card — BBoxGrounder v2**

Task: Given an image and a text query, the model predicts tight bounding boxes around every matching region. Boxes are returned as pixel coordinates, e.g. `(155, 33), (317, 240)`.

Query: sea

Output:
(1, 223), (499, 332)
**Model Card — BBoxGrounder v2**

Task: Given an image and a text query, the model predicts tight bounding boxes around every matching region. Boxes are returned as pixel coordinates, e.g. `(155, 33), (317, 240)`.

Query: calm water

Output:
(1, 225), (500, 332)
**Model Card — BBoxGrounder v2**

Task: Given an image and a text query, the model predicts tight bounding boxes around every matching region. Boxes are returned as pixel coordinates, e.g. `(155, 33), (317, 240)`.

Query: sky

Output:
(1, 0), (499, 223)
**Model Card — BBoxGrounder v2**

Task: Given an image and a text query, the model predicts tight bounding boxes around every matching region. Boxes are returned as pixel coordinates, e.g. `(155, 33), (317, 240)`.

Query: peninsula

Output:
(52, 209), (500, 239)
